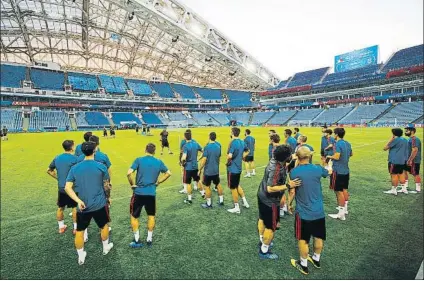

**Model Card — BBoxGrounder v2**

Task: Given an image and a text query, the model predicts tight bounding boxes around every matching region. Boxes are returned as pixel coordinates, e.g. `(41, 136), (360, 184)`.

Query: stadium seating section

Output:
(251, 112), (275, 125)
(126, 79), (152, 96)
(1, 109), (22, 132)
(111, 112), (142, 125)
(228, 112), (251, 125)
(29, 111), (70, 131)
(168, 112), (188, 121)
(225, 90), (252, 108)
(1, 64), (26, 88)
(209, 113), (229, 125)
(267, 110), (297, 125)
(99, 75), (128, 94)
(171, 83), (197, 99)
(290, 108), (324, 122)
(75, 112), (90, 127)
(141, 113), (163, 125)
(314, 106), (354, 124)
(193, 87), (223, 100)
(340, 104), (391, 124)
(191, 113), (220, 126)
(84, 112), (110, 126)
(377, 101), (423, 124)
(150, 82), (175, 98)
(30, 68), (65, 91)
(287, 67), (329, 87)
(382, 44), (424, 71)
(68, 72), (99, 92)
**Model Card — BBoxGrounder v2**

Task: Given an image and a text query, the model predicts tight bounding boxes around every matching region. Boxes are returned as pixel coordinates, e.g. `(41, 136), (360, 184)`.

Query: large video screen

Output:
(334, 45), (379, 73)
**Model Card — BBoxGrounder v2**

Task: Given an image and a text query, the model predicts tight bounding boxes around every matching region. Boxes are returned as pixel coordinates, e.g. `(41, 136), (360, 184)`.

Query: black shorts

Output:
(130, 194), (156, 218)
(227, 172), (241, 189)
(57, 191), (77, 208)
(202, 174), (220, 186)
(320, 149), (325, 157)
(287, 159), (296, 173)
(183, 169), (199, 184)
(244, 156), (254, 162)
(330, 172), (349, 191)
(103, 132), (107, 136)
(76, 205), (110, 231)
(110, 131), (115, 136)
(294, 213), (326, 243)
(161, 140), (169, 147)
(405, 163), (421, 176)
(388, 163), (405, 175)
(258, 198), (279, 231)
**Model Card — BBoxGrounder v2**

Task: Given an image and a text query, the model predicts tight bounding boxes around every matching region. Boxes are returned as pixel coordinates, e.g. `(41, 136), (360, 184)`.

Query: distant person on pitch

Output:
(160, 129), (173, 155)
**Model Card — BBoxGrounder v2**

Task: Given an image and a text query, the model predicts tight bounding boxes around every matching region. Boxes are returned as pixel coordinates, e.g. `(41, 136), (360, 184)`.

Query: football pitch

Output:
(1, 127), (423, 279)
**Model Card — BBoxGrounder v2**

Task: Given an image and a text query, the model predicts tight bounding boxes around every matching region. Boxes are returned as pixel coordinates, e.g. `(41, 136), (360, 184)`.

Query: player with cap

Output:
(403, 124), (421, 193)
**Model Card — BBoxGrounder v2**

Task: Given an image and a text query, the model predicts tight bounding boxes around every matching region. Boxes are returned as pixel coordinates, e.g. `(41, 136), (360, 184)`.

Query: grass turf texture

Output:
(1, 127), (423, 279)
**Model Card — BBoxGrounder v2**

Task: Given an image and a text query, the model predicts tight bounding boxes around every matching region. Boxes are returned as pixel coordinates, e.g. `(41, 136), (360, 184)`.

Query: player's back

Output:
(244, 136), (255, 156)
(388, 137), (408, 164)
(184, 141), (202, 170)
(131, 156), (167, 195)
(287, 136), (297, 152)
(408, 136), (422, 163)
(333, 139), (352, 174)
(77, 151), (111, 168)
(228, 139), (246, 173)
(51, 153), (78, 189)
(204, 142), (221, 176)
(257, 159), (286, 203)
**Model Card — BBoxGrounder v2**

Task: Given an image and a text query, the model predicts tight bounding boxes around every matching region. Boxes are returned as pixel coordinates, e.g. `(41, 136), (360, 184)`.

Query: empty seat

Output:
(30, 68), (64, 91)
(150, 82), (175, 98)
(29, 111), (70, 131)
(1, 64), (26, 88)
(171, 83), (197, 99)
(126, 79), (152, 96)
(193, 87), (223, 100)
(141, 113), (163, 125)
(68, 72), (99, 92)
(111, 112), (142, 125)
(314, 107), (354, 124)
(251, 112), (275, 125)
(0, 109), (22, 132)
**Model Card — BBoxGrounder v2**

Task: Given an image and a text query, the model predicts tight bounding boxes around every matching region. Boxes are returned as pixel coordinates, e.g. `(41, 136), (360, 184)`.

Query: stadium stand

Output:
(84, 112), (110, 126)
(228, 112), (251, 125)
(377, 101), (424, 124)
(317, 64), (383, 88)
(0, 109), (22, 132)
(126, 79), (152, 96)
(225, 90), (252, 107)
(150, 82), (175, 98)
(287, 67), (329, 87)
(340, 104), (391, 124)
(29, 111), (70, 131)
(30, 68), (65, 91)
(141, 113), (163, 125)
(168, 112), (188, 121)
(251, 111), (275, 125)
(382, 44), (424, 71)
(193, 87), (223, 100)
(99, 75), (128, 94)
(0, 64), (26, 88)
(171, 83), (197, 99)
(111, 112), (142, 125)
(75, 112), (90, 127)
(268, 80), (288, 91)
(191, 112), (220, 126)
(314, 106), (354, 124)
(290, 108), (324, 123)
(68, 72), (99, 92)
(209, 112), (229, 125)
(267, 110), (297, 125)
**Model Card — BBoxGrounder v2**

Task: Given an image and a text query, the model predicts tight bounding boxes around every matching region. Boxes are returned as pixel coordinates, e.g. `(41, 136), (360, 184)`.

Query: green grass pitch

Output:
(1, 127), (423, 279)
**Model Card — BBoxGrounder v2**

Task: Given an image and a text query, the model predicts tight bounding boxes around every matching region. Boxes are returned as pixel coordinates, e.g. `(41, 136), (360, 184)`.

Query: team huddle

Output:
(45, 125), (421, 274)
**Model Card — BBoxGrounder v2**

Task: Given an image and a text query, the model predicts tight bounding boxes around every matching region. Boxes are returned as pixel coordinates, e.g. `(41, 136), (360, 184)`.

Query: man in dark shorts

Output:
(74, 132), (93, 157)
(127, 143), (171, 248)
(2, 126), (8, 141)
(383, 128), (408, 196)
(47, 140), (78, 234)
(198, 132), (223, 208)
(110, 127), (116, 138)
(404, 124), (422, 193)
(323, 129), (336, 168)
(142, 125), (146, 135)
(64, 142), (113, 265)
(257, 145), (301, 260)
(289, 146), (332, 275)
(327, 128), (352, 221)
(103, 127), (108, 138)
(181, 130), (203, 204)
(243, 129), (256, 178)
(159, 129), (173, 155)
(320, 126), (328, 166)
(136, 125), (139, 134)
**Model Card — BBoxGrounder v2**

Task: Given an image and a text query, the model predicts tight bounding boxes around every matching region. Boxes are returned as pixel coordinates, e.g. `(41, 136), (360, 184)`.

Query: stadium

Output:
(0, 0), (423, 279)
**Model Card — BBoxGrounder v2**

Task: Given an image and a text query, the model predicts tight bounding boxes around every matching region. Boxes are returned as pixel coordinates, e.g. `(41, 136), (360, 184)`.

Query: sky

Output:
(178, 0), (423, 80)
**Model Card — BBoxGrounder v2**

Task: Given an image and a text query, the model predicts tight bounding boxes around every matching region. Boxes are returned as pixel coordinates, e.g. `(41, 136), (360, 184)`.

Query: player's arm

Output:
(47, 159), (57, 179)
(64, 181), (85, 210)
(127, 168), (137, 189)
(156, 170), (172, 185)
(408, 147), (418, 165)
(198, 156), (207, 172)
(383, 136), (395, 151)
(327, 152), (340, 160)
(288, 184), (296, 211)
(267, 178), (301, 193)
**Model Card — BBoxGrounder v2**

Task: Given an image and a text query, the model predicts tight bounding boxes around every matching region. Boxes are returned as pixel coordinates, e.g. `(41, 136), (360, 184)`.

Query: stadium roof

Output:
(0, 0), (280, 90)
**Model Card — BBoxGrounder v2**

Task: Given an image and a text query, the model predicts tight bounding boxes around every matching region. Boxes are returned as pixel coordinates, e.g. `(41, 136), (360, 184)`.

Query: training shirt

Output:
(66, 160), (109, 213)
(203, 141), (221, 176)
(268, 143), (273, 160)
(49, 153), (78, 191)
(408, 136), (422, 164)
(333, 139), (352, 175)
(290, 164), (327, 220)
(130, 155), (168, 196)
(160, 131), (169, 141)
(324, 136), (336, 156)
(294, 132), (301, 140)
(257, 159), (287, 207)
(286, 136), (297, 152)
(388, 137), (408, 165)
(183, 141), (202, 171)
(244, 135), (255, 157)
(77, 151), (111, 169)
(75, 144), (100, 157)
(227, 138), (248, 174)
(321, 136), (328, 152)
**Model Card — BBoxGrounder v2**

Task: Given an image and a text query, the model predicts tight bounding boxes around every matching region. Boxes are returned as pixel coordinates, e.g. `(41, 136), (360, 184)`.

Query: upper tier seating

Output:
(267, 110), (297, 125)
(193, 87), (223, 100)
(322, 64), (380, 85)
(150, 82), (175, 98)
(382, 44), (424, 71)
(126, 79), (152, 96)
(314, 107), (354, 124)
(251, 112), (275, 125)
(287, 67), (329, 87)
(29, 111), (70, 131)
(141, 113), (163, 125)
(0, 109), (22, 132)
(30, 68), (64, 91)
(99, 75), (127, 94)
(209, 113), (229, 125)
(340, 104), (391, 124)
(268, 80), (288, 91)
(168, 112), (188, 121)
(1, 64), (26, 88)
(75, 112), (89, 126)
(228, 112), (251, 125)
(378, 101), (423, 124)
(171, 83), (197, 99)
(290, 108), (324, 121)
(111, 112), (142, 125)
(226, 90), (252, 108)
(191, 113), (220, 126)
(68, 72), (99, 92)
(84, 112), (110, 126)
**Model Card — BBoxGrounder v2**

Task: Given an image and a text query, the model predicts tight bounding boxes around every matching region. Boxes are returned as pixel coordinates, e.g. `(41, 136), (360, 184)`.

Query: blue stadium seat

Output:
(111, 112), (142, 125)
(228, 112), (251, 125)
(29, 111), (70, 131)
(171, 83), (197, 99)
(340, 104), (390, 124)
(0, 109), (22, 132)
(68, 72), (99, 92)
(288, 67), (329, 87)
(225, 90), (252, 108)
(251, 112), (275, 125)
(377, 101), (423, 125)
(193, 87), (223, 100)
(126, 79), (152, 96)
(99, 75), (127, 94)
(75, 112), (89, 127)
(168, 112), (188, 121)
(84, 112), (110, 126)
(0, 64), (26, 88)
(30, 68), (64, 91)
(150, 82), (175, 98)
(191, 112), (220, 126)
(382, 44), (424, 71)
(313, 107), (354, 124)
(267, 110), (297, 124)
(141, 113), (163, 125)
(290, 108), (324, 122)
(208, 113), (229, 125)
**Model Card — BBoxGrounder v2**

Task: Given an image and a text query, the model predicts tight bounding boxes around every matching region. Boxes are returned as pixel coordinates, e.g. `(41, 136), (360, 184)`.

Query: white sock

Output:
(134, 230), (140, 242)
(183, 184), (188, 192)
(402, 183), (408, 190)
(312, 253), (321, 261)
(282, 204), (288, 212)
(246, 172), (251, 176)
(344, 201), (348, 212)
(219, 195), (224, 203)
(259, 235), (263, 243)
(300, 257), (308, 267)
(234, 203), (240, 209)
(252, 169), (256, 174)
(261, 243), (269, 254)
(77, 248), (85, 257)
(102, 238), (109, 248)
(73, 223), (77, 230)
(147, 231), (153, 242)
(338, 206), (345, 216)
(193, 182), (198, 190)
(200, 190), (205, 196)
(84, 229), (88, 241)
(58, 220), (65, 228)
(242, 197), (248, 205)
(206, 198), (212, 206)
(188, 194), (192, 201)
(392, 186), (396, 192)
(416, 183), (421, 191)
(405, 180), (409, 187)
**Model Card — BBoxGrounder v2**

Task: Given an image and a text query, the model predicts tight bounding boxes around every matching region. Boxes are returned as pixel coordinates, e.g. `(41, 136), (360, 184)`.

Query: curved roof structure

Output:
(1, 0), (280, 90)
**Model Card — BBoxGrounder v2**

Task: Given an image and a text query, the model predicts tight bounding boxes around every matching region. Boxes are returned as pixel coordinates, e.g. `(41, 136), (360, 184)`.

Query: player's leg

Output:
(57, 207), (67, 233)
(129, 195), (143, 247)
(280, 194), (287, 217)
(179, 166), (186, 194)
(161, 144), (164, 155)
(184, 172), (193, 204)
(72, 207), (77, 234)
(94, 206), (113, 255)
(308, 238), (323, 269)
(251, 160), (256, 176)
(291, 215), (309, 275)
(342, 174), (349, 214)
(145, 196), (156, 246)
(227, 172), (241, 214)
(398, 167), (408, 194)
(328, 175), (346, 220)
(385, 163), (399, 195)
(244, 161), (251, 178)
(75, 211), (91, 265)
(201, 175), (212, 208)
(216, 177), (224, 205)
(413, 164), (421, 192)
(258, 202), (278, 259)
(237, 184), (249, 208)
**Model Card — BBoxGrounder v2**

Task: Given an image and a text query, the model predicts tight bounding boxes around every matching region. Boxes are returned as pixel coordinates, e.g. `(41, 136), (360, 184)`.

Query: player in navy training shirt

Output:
(293, 128), (301, 141)
(74, 132), (93, 157)
(284, 129), (297, 153)
(243, 129), (256, 177)
(47, 140), (78, 234)
(181, 130), (203, 204)
(404, 124), (422, 193)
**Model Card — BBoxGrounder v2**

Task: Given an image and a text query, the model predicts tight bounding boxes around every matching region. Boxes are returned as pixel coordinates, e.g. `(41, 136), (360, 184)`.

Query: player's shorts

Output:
(388, 162), (405, 175)
(130, 194), (156, 218)
(110, 131), (115, 136)
(329, 172), (349, 191)
(294, 213), (326, 243)
(258, 198), (279, 231)
(103, 132), (107, 136)
(202, 174), (220, 186)
(183, 169), (199, 184)
(227, 172), (241, 189)
(76, 205), (110, 231)
(161, 140), (169, 147)
(405, 163), (420, 176)
(244, 156), (254, 162)
(57, 191), (77, 208)
(320, 149), (325, 157)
